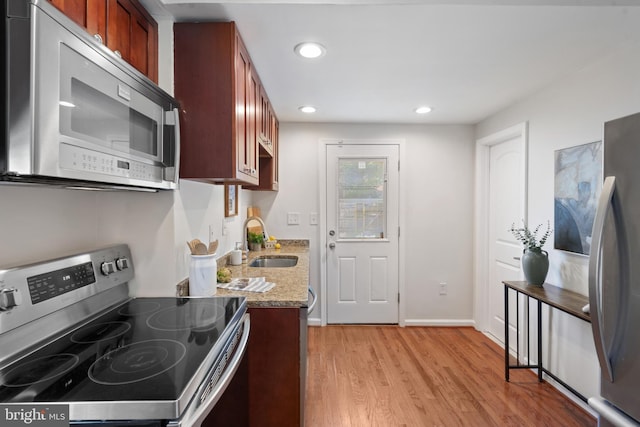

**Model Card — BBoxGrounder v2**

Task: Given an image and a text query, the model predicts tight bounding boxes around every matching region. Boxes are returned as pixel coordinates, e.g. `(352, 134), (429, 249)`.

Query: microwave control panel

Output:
(59, 143), (162, 183)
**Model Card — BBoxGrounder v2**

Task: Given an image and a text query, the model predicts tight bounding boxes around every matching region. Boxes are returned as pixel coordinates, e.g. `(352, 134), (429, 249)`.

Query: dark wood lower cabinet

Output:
(248, 307), (303, 427)
(205, 307), (305, 427)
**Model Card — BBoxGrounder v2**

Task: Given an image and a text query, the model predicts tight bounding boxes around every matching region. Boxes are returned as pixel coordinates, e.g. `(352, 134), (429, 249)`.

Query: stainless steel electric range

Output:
(0, 244), (249, 426)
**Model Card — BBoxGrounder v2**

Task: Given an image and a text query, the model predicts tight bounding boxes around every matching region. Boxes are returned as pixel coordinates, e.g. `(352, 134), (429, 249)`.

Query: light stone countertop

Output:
(214, 243), (310, 308)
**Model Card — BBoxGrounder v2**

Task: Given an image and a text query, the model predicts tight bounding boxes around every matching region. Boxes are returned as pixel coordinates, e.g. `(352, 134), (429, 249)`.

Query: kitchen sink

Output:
(249, 255), (298, 268)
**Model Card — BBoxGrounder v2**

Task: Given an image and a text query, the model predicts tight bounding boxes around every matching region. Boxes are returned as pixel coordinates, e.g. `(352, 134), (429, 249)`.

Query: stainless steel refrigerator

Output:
(589, 111), (640, 427)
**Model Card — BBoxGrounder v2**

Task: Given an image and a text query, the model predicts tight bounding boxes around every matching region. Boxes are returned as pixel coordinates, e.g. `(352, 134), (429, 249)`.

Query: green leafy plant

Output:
(509, 220), (552, 253)
(248, 231), (264, 244)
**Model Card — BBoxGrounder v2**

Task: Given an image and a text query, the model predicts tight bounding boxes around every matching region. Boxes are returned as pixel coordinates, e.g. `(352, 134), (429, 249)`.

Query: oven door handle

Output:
(180, 314), (250, 427)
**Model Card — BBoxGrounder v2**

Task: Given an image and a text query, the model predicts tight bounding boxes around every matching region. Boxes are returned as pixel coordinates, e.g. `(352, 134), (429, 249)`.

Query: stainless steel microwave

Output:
(1, 0), (180, 191)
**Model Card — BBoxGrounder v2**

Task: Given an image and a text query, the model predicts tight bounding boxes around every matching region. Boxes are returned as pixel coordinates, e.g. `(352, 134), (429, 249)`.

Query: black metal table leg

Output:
(504, 285), (509, 382)
(537, 299), (543, 382)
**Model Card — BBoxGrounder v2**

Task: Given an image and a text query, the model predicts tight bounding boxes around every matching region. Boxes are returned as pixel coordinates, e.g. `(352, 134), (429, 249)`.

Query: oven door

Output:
(169, 314), (251, 427)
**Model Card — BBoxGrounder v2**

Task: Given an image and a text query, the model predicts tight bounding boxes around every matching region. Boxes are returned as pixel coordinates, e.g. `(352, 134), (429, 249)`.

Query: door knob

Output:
(328, 242), (336, 249)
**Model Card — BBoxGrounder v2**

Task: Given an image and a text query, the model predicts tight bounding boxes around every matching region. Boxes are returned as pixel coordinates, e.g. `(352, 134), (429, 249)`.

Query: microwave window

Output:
(68, 78), (158, 157)
(130, 109), (157, 157)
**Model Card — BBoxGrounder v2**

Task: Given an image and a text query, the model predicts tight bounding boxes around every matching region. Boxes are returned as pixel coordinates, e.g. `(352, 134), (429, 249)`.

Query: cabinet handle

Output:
(114, 50), (122, 58)
(93, 33), (103, 44)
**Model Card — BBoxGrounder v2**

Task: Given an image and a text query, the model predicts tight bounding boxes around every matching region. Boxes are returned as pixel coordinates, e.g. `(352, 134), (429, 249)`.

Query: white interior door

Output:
(487, 135), (525, 344)
(326, 144), (399, 324)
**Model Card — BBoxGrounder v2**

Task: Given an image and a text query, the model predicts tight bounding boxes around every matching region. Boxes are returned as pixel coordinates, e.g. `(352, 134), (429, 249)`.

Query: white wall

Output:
(252, 122), (476, 324)
(0, 181), (251, 296)
(0, 185), (176, 294)
(476, 39), (640, 406)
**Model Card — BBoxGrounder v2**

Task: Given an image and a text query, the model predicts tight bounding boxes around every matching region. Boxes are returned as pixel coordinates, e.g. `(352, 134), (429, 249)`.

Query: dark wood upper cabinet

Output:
(258, 86), (274, 157)
(246, 78), (279, 191)
(174, 22), (271, 186)
(249, 113), (279, 192)
(47, 0), (158, 83)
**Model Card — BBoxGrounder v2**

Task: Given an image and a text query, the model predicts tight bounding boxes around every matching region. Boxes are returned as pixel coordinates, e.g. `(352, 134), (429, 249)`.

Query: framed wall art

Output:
(225, 184), (238, 217)
(554, 140), (602, 255)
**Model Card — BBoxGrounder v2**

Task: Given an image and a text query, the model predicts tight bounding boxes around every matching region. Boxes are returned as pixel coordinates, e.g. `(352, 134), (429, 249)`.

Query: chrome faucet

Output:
(242, 216), (269, 251)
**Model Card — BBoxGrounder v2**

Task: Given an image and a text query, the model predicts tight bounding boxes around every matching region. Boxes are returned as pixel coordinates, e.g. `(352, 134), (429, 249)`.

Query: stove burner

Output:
(1, 354), (79, 387)
(111, 346), (169, 374)
(88, 339), (186, 385)
(146, 301), (224, 331)
(71, 321), (131, 344)
(118, 300), (162, 316)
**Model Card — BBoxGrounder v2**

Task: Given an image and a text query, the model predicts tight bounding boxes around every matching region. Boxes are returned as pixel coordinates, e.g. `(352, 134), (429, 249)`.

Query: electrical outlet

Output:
(287, 212), (301, 225)
(310, 212), (318, 225)
(220, 220), (228, 237)
(210, 224), (218, 241)
(439, 282), (447, 295)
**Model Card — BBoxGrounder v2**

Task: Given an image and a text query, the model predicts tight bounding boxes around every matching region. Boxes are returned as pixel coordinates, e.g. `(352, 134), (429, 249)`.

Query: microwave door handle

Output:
(173, 107), (181, 183)
(589, 175), (616, 382)
(589, 397), (639, 427)
(164, 108), (181, 184)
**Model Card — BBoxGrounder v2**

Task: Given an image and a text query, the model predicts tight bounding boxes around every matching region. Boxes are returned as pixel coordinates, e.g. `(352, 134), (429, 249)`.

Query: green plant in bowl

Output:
(248, 231), (264, 251)
(248, 232), (264, 244)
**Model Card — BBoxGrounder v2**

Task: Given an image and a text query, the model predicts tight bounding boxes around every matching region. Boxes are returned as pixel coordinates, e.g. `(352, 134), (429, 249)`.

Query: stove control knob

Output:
(0, 288), (22, 311)
(116, 257), (130, 271)
(101, 261), (116, 276)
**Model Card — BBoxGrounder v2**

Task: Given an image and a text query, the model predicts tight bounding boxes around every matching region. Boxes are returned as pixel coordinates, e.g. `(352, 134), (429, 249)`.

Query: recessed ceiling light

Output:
(294, 42), (326, 59)
(415, 106), (432, 114)
(299, 106), (317, 113)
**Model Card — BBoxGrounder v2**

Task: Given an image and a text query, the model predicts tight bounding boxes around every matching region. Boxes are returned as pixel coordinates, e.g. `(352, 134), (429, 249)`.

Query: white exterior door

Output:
(326, 144), (399, 324)
(487, 135), (525, 344)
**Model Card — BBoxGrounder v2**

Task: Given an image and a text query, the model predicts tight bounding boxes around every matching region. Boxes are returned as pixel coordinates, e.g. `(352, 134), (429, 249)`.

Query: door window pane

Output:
(337, 158), (387, 239)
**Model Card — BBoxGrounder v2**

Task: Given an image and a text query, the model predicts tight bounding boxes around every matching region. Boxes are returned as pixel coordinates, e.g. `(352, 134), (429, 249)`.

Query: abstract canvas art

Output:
(554, 141), (603, 255)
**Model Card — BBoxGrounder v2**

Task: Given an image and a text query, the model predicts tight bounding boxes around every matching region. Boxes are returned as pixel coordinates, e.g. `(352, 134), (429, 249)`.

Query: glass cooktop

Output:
(0, 297), (245, 404)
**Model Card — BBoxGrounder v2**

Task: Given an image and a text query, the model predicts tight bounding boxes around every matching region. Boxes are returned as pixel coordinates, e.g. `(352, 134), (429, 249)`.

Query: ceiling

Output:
(142, 0), (640, 124)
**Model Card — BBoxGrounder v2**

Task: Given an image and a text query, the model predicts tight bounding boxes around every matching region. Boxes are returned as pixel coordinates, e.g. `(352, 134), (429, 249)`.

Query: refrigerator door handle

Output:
(589, 175), (616, 382)
(588, 397), (640, 427)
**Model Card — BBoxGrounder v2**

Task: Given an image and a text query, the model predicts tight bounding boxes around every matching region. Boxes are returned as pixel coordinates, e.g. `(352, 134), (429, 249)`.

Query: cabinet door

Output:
(48, 0), (107, 45)
(106, 0), (158, 82)
(248, 67), (259, 178)
(235, 34), (259, 183)
(247, 308), (301, 427)
(271, 116), (279, 190)
(258, 86), (273, 154)
(249, 104), (279, 191)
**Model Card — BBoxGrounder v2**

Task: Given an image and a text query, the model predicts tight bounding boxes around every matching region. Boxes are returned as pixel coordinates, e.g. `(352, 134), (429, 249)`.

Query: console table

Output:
(502, 280), (590, 402)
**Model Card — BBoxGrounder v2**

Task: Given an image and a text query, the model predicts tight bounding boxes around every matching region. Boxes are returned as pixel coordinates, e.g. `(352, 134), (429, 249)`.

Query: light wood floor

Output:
(305, 326), (595, 427)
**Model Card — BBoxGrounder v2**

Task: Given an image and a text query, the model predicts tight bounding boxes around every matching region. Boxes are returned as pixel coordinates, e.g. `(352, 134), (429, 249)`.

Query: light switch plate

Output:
(310, 212), (318, 225)
(287, 212), (301, 225)
(439, 282), (447, 295)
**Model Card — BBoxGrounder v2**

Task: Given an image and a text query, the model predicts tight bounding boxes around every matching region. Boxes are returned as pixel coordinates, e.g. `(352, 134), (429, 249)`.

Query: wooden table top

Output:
(503, 281), (591, 322)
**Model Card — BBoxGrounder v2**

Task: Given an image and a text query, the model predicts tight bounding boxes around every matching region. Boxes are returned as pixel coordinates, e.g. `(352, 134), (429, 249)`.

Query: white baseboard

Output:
(308, 317), (322, 326)
(404, 319), (476, 327)
(307, 319), (476, 327)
